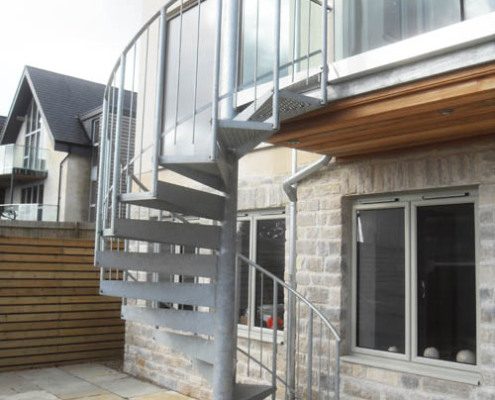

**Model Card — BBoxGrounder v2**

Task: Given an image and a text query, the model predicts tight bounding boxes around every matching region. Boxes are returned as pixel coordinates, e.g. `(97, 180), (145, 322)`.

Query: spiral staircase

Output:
(95, 0), (340, 399)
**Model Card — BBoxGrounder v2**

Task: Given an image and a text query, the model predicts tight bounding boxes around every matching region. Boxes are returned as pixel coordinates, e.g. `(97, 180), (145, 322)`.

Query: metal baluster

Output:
(307, 309), (313, 400)
(138, 29), (150, 183)
(94, 96), (108, 254)
(272, 0), (281, 129)
(110, 56), (126, 233)
(191, 0), (201, 142)
(271, 282), (278, 400)
(253, 0), (260, 110)
(335, 340), (340, 400)
(247, 267), (253, 376)
(210, 0), (223, 158)
(306, 0), (312, 82)
(173, 0), (184, 145)
(321, 0), (328, 103)
(126, 44), (137, 192)
(318, 320), (322, 398)
(259, 273), (264, 377)
(152, 8), (168, 196)
(296, 300), (301, 396)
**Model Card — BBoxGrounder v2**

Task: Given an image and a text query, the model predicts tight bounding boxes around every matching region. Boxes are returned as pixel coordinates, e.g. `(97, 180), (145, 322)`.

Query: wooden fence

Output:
(0, 236), (124, 371)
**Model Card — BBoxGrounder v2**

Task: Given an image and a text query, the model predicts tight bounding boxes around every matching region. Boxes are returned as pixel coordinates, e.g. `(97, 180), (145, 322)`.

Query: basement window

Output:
(352, 191), (478, 371)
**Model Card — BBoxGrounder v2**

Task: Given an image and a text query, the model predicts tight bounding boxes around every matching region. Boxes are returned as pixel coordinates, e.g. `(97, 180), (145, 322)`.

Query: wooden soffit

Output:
(271, 62), (495, 158)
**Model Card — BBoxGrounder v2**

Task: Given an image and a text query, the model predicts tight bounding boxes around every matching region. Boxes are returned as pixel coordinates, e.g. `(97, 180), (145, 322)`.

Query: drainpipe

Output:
(57, 150), (71, 222)
(283, 150), (332, 398)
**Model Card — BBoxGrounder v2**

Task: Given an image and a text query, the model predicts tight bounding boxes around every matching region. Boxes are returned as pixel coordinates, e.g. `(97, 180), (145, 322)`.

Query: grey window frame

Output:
(351, 190), (479, 373)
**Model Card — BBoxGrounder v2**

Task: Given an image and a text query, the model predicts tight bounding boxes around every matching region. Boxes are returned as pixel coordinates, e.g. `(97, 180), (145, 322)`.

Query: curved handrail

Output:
(237, 254), (341, 342)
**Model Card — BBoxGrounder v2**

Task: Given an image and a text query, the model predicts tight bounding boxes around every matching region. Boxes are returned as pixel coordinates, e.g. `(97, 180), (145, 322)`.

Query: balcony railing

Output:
(0, 144), (48, 175)
(0, 204), (58, 222)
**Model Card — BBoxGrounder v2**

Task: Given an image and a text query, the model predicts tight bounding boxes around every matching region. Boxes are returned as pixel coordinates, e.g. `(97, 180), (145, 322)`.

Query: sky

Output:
(0, 0), (143, 116)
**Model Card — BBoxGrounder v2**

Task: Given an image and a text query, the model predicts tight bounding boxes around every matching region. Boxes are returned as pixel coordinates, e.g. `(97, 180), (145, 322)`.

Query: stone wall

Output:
(296, 135), (495, 400)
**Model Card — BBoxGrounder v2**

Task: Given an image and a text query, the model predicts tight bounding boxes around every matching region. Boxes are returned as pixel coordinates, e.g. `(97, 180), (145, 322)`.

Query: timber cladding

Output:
(0, 236), (124, 371)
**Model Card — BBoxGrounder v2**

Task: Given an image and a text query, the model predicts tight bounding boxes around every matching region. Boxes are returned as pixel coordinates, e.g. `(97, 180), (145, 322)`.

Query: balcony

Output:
(0, 203), (58, 222)
(0, 144), (48, 187)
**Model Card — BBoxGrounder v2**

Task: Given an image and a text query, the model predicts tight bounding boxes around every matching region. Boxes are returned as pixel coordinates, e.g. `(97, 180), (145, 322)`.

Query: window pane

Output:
(356, 208), (405, 353)
(255, 218), (285, 330)
(342, 0), (461, 58)
(417, 203), (476, 364)
(464, 0), (495, 18)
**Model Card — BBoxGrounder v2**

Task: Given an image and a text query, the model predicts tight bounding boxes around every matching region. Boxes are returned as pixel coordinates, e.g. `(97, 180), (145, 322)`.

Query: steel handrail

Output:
(237, 254), (341, 342)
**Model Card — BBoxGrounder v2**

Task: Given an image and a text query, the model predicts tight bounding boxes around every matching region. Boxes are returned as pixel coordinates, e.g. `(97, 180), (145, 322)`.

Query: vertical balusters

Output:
(318, 320), (322, 398)
(307, 309), (313, 400)
(335, 339), (340, 400)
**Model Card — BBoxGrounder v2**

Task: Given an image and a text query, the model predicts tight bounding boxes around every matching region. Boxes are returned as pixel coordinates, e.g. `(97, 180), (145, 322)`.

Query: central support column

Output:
(212, 153), (238, 400)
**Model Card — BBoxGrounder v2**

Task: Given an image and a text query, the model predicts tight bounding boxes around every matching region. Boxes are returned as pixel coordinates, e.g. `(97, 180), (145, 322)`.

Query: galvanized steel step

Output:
(122, 305), (214, 336)
(103, 218), (221, 249)
(96, 251), (217, 278)
(160, 161), (226, 193)
(119, 181), (225, 221)
(100, 281), (215, 308)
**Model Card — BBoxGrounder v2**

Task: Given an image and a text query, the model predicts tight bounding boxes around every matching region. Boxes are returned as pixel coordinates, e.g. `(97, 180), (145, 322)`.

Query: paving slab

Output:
(0, 390), (58, 400)
(0, 372), (39, 394)
(96, 377), (163, 398)
(17, 368), (106, 399)
(60, 363), (128, 384)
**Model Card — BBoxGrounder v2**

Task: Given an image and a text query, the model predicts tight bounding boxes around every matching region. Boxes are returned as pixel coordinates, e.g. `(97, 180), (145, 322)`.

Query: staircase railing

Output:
(237, 254), (340, 400)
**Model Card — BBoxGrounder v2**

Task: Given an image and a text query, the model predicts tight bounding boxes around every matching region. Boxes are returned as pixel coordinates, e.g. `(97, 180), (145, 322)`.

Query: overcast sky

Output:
(0, 0), (143, 116)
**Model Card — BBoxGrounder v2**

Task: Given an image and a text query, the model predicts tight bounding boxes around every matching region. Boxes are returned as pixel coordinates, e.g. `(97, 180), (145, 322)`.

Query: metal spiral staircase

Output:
(95, 0), (340, 399)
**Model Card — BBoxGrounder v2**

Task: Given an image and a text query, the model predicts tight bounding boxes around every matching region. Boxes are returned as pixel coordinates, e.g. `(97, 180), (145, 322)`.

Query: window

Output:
(23, 100), (43, 170)
(339, 0), (495, 59)
(238, 212), (286, 331)
(352, 192), (477, 369)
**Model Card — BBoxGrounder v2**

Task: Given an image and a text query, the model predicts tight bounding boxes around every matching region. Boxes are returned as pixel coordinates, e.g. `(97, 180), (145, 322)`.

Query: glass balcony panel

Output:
(0, 204), (57, 222)
(0, 144), (48, 174)
(464, 0), (495, 18)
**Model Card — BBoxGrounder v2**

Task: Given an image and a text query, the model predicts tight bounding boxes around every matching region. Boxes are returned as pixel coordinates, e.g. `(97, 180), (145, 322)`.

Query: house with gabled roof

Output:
(0, 66), (106, 222)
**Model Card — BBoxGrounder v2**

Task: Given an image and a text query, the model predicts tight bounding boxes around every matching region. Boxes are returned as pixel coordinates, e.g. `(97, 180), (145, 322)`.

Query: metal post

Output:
(110, 56), (126, 233)
(321, 0), (328, 103)
(151, 7), (168, 197)
(211, 0), (223, 159)
(94, 97), (108, 255)
(335, 340), (340, 400)
(212, 153), (238, 400)
(272, 0), (281, 129)
(271, 283), (278, 399)
(220, 0), (239, 119)
(306, 309), (313, 400)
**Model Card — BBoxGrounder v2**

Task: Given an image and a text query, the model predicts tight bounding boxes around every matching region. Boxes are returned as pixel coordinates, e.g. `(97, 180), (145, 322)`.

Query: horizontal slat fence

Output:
(0, 236), (124, 371)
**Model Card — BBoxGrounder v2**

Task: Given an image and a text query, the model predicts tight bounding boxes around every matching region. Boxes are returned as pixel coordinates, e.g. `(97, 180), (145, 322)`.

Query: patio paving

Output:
(0, 363), (193, 400)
